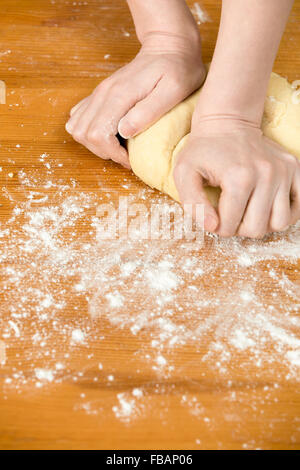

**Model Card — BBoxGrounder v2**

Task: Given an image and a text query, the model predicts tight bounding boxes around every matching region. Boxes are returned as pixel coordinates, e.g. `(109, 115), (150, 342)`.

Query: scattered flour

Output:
(35, 368), (54, 382)
(112, 390), (144, 423)
(71, 329), (85, 344)
(112, 393), (136, 421)
(0, 341), (6, 365)
(156, 354), (167, 366)
(192, 2), (211, 24)
(105, 292), (124, 308)
(8, 320), (20, 338)
(0, 158), (300, 430)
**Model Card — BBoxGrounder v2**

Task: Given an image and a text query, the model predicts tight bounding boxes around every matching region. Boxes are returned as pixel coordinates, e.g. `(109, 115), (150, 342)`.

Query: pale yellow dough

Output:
(128, 72), (300, 208)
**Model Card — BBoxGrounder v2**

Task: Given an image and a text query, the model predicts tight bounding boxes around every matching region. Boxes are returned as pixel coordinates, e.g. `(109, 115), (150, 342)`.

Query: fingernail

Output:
(118, 118), (136, 139)
(65, 121), (73, 134)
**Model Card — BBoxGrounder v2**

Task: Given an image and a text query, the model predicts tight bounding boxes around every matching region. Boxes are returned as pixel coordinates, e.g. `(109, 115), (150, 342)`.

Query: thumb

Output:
(173, 164), (219, 232)
(118, 78), (182, 139)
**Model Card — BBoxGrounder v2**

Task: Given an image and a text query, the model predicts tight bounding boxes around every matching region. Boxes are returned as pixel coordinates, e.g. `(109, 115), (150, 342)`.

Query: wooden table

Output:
(0, 0), (299, 450)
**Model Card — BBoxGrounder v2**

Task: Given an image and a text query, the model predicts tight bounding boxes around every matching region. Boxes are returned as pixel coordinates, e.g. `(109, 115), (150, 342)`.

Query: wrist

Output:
(191, 114), (261, 136)
(128, 0), (201, 56)
(192, 76), (265, 130)
(140, 29), (202, 58)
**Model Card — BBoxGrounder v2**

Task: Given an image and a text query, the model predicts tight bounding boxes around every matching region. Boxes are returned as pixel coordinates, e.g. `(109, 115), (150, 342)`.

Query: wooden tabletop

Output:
(0, 0), (300, 450)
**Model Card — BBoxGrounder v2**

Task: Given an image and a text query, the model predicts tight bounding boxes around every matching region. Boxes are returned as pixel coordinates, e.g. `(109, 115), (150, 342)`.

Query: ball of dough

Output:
(128, 72), (300, 207)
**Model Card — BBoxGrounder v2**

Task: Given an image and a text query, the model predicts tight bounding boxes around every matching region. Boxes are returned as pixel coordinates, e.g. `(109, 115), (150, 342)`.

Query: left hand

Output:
(65, 32), (206, 169)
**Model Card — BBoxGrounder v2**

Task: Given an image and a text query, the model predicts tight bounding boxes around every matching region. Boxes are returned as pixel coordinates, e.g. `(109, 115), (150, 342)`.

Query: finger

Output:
(290, 166), (300, 225)
(66, 100), (90, 134)
(68, 67), (162, 167)
(72, 70), (161, 145)
(73, 77), (158, 162)
(118, 77), (185, 139)
(237, 179), (277, 239)
(265, 145), (300, 230)
(173, 162), (219, 232)
(68, 79), (116, 130)
(268, 183), (292, 232)
(69, 95), (130, 167)
(81, 134), (130, 169)
(71, 95), (134, 161)
(217, 167), (254, 237)
(70, 96), (89, 117)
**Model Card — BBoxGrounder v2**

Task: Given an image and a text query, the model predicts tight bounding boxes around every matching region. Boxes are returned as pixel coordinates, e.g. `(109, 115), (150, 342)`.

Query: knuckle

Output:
(257, 160), (274, 181)
(72, 129), (85, 143)
(94, 78), (111, 95)
(224, 166), (253, 190)
(284, 153), (298, 168)
(170, 74), (183, 93)
(86, 129), (100, 145)
(99, 80), (124, 102)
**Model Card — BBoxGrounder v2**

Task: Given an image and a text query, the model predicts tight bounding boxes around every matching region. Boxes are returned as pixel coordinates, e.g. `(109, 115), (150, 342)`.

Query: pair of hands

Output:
(66, 36), (300, 239)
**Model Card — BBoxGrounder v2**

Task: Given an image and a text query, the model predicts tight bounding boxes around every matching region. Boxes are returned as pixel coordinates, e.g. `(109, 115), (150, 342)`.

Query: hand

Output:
(65, 33), (206, 168)
(173, 121), (300, 238)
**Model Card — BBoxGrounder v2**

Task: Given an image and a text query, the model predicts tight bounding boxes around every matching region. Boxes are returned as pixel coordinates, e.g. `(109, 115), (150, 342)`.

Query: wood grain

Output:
(0, 0), (299, 450)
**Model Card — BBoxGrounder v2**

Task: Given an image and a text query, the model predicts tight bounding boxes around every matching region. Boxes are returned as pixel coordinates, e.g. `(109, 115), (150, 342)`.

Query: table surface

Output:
(0, 0), (300, 450)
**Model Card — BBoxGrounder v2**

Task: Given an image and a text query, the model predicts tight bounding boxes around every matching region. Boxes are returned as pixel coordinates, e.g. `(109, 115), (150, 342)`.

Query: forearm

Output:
(127, 0), (201, 50)
(193, 0), (294, 128)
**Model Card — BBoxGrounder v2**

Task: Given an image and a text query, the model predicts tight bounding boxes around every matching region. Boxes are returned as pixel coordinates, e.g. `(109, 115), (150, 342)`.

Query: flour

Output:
(155, 354), (167, 366)
(192, 2), (211, 25)
(35, 368), (54, 382)
(105, 292), (124, 308)
(0, 50), (11, 57)
(8, 320), (20, 338)
(71, 329), (85, 343)
(0, 156), (300, 428)
(112, 390), (144, 423)
(0, 341), (6, 365)
(286, 350), (300, 366)
(112, 393), (136, 421)
(145, 265), (179, 291)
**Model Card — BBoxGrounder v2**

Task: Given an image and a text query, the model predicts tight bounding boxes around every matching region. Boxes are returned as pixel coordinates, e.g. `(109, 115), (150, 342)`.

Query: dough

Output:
(128, 73), (300, 208)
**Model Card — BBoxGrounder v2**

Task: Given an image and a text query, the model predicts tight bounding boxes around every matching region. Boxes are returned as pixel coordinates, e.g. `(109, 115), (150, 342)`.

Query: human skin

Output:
(65, 0), (206, 168)
(174, 0), (300, 237)
(66, 0), (300, 238)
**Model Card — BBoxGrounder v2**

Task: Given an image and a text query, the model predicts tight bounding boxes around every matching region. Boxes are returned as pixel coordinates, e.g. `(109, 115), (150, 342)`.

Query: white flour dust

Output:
(112, 390), (144, 422)
(191, 2), (211, 25)
(0, 152), (300, 425)
(0, 340), (6, 365)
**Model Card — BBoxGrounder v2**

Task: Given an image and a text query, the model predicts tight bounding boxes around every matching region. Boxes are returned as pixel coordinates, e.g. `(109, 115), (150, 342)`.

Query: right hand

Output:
(173, 121), (300, 238)
(65, 32), (206, 168)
